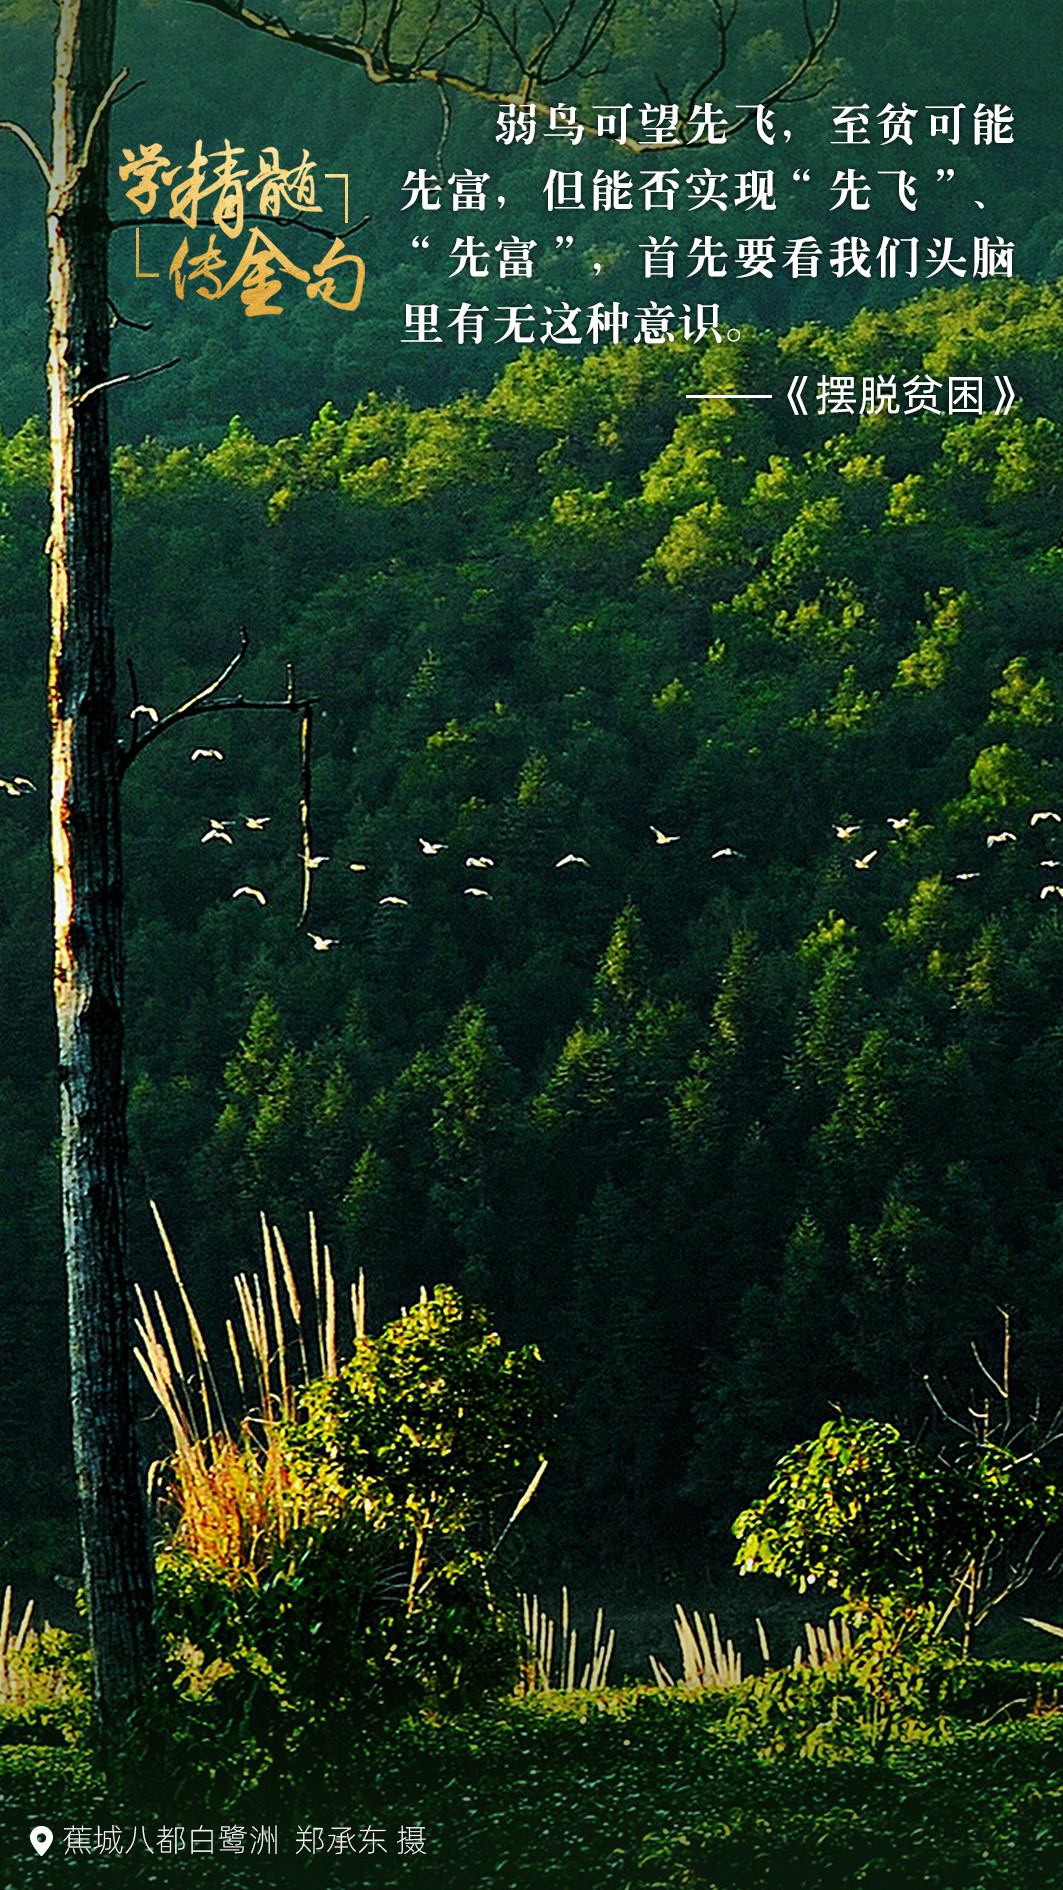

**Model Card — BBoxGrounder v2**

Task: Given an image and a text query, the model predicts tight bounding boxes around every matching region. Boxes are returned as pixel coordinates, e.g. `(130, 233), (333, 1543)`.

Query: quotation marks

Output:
(936, 169), (955, 182)
(792, 170), (811, 184)
(556, 235), (574, 248)
(411, 236), (429, 248)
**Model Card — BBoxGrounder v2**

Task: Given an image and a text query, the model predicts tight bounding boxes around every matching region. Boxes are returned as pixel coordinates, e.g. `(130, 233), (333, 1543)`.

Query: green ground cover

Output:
(4, 1687), (1063, 1889)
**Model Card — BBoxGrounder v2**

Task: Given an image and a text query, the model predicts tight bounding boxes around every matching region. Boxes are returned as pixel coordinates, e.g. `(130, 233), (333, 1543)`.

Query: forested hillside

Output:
(3, 276), (1063, 1586)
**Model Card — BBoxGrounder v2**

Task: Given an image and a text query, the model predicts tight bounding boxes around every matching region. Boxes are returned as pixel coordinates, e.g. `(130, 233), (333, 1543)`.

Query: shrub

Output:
(139, 1222), (550, 1795)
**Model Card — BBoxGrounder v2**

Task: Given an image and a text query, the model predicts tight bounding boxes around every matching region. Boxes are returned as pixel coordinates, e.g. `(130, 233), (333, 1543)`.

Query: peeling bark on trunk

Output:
(48, 0), (157, 1734)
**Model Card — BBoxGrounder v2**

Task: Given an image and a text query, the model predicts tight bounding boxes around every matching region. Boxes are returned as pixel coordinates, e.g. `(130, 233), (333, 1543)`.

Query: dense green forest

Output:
(4, 269), (1063, 1591)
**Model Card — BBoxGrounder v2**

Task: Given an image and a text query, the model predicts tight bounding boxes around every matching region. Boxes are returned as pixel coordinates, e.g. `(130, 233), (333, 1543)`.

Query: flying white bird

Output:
(130, 703), (159, 723)
(349, 862), (369, 872)
(1031, 811), (1062, 825)
(835, 824), (861, 840)
(986, 831), (1017, 847)
(886, 816), (910, 832)
(305, 854), (329, 871)
(308, 932), (339, 949)
(464, 886), (493, 898)
(244, 816), (270, 830)
(191, 747), (224, 761)
(556, 854), (589, 868)
(650, 826), (680, 845)
(712, 847), (744, 860)
(955, 871), (981, 881)
(1040, 885), (1063, 899)
(1042, 859), (1062, 869)
(854, 851), (878, 869)
(379, 895), (410, 907)
(0, 777), (35, 796)
(466, 856), (495, 869)
(419, 838), (447, 855)
(201, 826), (234, 845)
(233, 886), (266, 904)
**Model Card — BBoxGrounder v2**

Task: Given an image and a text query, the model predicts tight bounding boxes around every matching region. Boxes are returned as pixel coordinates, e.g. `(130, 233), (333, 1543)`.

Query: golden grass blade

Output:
(226, 1318), (247, 1403)
(14, 1598), (34, 1654)
(277, 1224), (311, 1392)
(324, 1242), (337, 1378)
(262, 1220), (289, 1418)
(254, 1274), (271, 1413)
(151, 1199), (217, 1439)
(310, 1213), (325, 1376)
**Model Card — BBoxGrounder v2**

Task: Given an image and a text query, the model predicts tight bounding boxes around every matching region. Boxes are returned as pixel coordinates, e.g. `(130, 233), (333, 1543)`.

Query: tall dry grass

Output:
(136, 1205), (364, 1575)
(520, 1587), (615, 1691)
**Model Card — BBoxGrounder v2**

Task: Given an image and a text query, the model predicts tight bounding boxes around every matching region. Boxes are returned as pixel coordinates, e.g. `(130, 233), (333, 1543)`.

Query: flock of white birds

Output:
(10, 740), (1063, 950)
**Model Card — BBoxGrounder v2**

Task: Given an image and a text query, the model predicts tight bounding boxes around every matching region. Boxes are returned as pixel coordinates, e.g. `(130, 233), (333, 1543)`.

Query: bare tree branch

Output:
(111, 210), (371, 243)
(73, 356), (181, 405)
(72, 67), (131, 184)
(184, 0), (842, 151)
(107, 297), (153, 332)
(297, 700), (315, 926)
(0, 118), (52, 187)
(121, 633), (321, 918)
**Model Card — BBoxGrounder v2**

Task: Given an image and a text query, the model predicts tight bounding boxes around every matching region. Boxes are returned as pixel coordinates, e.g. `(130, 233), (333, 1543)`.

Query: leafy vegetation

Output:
(7, 1686), (1063, 1886)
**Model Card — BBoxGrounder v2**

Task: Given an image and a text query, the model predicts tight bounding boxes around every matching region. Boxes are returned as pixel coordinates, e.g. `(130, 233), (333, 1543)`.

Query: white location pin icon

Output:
(30, 1826), (54, 1855)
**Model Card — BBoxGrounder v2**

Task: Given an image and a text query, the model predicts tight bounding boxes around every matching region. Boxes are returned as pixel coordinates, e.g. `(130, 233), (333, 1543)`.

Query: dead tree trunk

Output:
(47, 0), (157, 1733)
